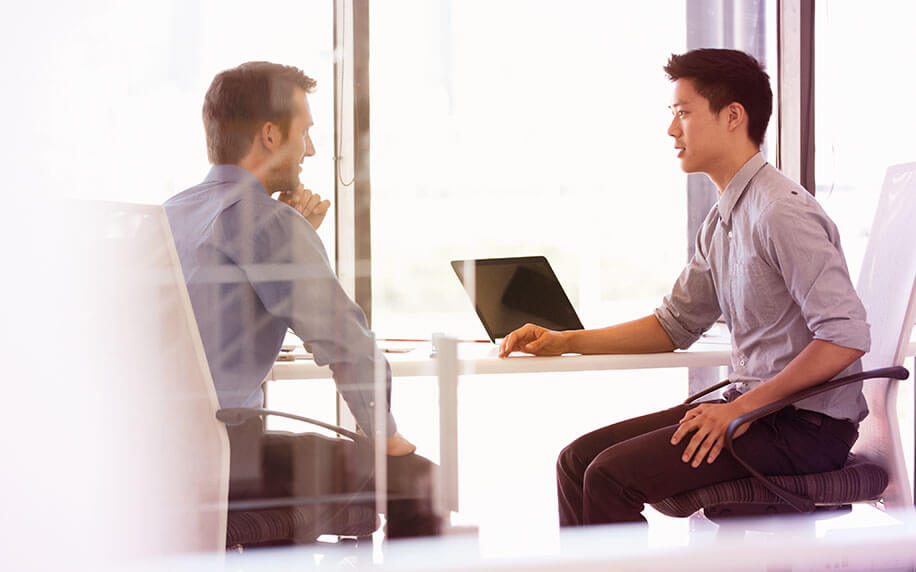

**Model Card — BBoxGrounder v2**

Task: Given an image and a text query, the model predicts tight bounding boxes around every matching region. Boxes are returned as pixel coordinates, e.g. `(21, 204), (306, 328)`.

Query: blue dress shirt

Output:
(164, 165), (396, 436)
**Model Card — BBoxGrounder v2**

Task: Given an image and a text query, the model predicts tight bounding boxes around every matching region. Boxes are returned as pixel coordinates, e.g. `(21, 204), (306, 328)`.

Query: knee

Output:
(388, 453), (441, 498)
(582, 460), (629, 506)
(556, 440), (586, 482)
(581, 449), (630, 493)
(582, 461), (608, 493)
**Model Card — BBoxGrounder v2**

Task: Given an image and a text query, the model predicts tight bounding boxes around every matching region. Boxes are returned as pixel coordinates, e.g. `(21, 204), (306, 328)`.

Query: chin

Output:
(678, 158), (700, 174)
(267, 172), (300, 194)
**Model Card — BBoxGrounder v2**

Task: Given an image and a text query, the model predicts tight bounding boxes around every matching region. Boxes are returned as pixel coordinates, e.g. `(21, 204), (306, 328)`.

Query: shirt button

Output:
(728, 231), (733, 238)
(369, 401), (375, 407)
(739, 359), (746, 366)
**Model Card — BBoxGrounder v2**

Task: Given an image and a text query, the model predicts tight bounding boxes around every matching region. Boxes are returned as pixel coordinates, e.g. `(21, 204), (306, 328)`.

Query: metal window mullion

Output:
(333, 0), (372, 320)
(352, 0), (373, 325)
(684, 0), (768, 397)
(333, 0), (373, 431)
(777, 0), (816, 194)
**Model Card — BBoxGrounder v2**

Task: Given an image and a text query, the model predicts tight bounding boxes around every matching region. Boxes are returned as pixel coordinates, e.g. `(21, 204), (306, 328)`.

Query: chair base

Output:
(705, 503), (852, 522)
(700, 503), (853, 541)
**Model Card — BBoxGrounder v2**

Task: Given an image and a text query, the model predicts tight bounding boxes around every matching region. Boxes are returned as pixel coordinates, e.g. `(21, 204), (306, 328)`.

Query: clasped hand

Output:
(278, 184), (331, 229)
(670, 401), (751, 467)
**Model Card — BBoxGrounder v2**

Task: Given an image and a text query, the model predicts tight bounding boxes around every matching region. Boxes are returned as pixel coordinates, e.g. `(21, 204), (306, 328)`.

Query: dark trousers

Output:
(227, 418), (440, 542)
(557, 401), (858, 526)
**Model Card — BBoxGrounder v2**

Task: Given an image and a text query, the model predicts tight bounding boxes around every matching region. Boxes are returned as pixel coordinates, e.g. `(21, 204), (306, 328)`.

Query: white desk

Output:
(269, 335), (736, 381)
(269, 332), (916, 382)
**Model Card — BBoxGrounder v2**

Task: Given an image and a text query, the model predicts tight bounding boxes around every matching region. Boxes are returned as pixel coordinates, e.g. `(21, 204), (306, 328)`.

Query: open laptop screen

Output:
(451, 256), (583, 342)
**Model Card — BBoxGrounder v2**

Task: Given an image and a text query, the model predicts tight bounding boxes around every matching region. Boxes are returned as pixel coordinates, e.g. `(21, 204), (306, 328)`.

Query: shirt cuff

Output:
(353, 408), (399, 439)
(812, 317), (871, 353)
(385, 411), (398, 438)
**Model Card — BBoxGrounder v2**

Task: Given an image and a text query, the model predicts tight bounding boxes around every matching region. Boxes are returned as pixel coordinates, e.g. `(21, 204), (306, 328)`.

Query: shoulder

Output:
(225, 194), (322, 253)
(746, 167), (830, 228)
(744, 171), (841, 253)
(163, 182), (208, 210)
(224, 192), (303, 230)
(746, 166), (806, 213)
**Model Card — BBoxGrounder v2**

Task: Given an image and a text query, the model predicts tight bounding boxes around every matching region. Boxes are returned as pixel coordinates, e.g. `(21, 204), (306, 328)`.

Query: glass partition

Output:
(370, 0), (775, 546)
(369, 1), (691, 341)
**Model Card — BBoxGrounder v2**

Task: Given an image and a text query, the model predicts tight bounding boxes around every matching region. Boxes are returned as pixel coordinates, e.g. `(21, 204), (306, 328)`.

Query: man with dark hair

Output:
(499, 48), (869, 526)
(164, 61), (439, 542)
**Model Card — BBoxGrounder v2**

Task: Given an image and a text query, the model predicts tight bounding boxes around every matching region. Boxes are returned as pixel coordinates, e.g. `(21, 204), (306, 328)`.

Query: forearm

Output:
(732, 339), (865, 413)
(329, 358), (398, 437)
(565, 315), (677, 354)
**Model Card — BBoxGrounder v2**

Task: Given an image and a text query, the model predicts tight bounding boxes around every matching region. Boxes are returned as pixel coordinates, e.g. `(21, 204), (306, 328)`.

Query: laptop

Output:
(451, 256), (584, 342)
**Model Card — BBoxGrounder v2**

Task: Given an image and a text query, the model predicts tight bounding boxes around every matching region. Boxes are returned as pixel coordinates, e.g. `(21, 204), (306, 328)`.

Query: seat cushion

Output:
(651, 456), (889, 518)
(226, 503), (379, 547)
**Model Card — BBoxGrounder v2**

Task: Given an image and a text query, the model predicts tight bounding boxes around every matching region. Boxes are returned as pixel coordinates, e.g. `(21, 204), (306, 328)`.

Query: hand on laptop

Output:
(499, 323), (569, 358)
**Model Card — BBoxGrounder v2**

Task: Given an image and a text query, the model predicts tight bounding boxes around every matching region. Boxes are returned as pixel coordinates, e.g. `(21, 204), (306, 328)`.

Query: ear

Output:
(725, 102), (747, 133)
(259, 121), (282, 151)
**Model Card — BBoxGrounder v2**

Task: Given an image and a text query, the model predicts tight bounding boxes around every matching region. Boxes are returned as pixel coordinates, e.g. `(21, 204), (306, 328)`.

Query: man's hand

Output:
(355, 428), (417, 456)
(499, 323), (569, 358)
(670, 401), (751, 467)
(386, 432), (417, 456)
(278, 184), (331, 229)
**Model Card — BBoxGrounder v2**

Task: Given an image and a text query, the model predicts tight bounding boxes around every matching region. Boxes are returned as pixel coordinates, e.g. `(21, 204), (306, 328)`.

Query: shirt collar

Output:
(203, 164), (268, 195)
(716, 152), (767, 224)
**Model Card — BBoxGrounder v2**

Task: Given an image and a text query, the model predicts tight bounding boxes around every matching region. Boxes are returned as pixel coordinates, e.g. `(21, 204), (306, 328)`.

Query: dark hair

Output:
(664, 49), (772, 147)
(202, 61), (316, 164)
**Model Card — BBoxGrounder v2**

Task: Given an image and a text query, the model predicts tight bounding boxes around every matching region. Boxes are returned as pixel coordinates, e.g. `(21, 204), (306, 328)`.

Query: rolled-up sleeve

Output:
(758, 199), (870, 352)
(655, 228), (722, 350)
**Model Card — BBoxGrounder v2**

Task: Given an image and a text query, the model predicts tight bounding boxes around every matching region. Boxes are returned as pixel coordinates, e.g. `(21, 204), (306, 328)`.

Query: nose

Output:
(667, 116), (680, 138)
(305, 134), (316, 157)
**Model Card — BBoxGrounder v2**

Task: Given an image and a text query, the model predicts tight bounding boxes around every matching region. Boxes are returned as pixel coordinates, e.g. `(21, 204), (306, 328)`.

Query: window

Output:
(815, 0), (916, 282)
(11, 1), (336, 251)
(814, 0), (916, 499)
(370, 1), (692, 341)
(369, 0), (775, 545)
(369, 1), (776, 341)
(7, 1), (339, 431)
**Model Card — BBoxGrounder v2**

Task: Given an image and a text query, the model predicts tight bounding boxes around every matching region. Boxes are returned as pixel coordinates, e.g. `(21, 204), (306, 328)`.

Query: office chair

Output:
(86, 202), (231, 554)
(217, 408), (379, 548)
(101, 201), (382, 551)
(651, 162), (916, 525)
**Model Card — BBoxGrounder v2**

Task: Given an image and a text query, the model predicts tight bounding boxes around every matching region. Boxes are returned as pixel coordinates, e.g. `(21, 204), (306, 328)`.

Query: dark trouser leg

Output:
(557, 403), (694, 527)
(226, 417), (266, 500)
(384, 453), (441, 539)
(278, 433), (440, 540)
(228, 422), (440, 543)
(558, 403), (854, 526)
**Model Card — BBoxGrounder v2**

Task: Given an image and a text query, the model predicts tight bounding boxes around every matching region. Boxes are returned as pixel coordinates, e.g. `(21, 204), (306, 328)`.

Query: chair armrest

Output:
(216, 407), (369, 444)
(684, 380), (734, 405)
(722, 365), (909, 512)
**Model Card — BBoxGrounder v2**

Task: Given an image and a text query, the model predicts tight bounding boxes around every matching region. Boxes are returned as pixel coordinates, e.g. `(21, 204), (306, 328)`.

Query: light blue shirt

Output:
(655, 153), (870, 423)
(164, 165), (396, 436)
